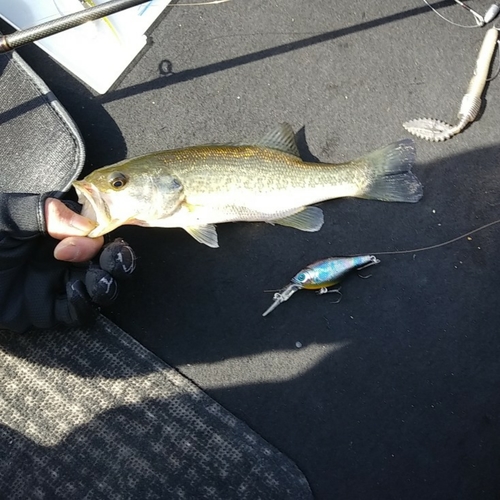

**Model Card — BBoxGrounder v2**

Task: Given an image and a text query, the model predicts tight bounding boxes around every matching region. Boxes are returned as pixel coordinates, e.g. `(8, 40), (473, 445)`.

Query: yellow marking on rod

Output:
(80, 0), (121, 42)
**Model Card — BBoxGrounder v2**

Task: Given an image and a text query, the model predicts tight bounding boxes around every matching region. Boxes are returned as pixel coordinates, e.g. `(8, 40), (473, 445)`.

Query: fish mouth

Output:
(73, 180), (113, 237)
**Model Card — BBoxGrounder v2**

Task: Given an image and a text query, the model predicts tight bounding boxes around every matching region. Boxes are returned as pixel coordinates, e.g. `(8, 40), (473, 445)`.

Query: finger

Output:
(99, 239), (137, 278)
(85, 265), (118, 306)
(45, 198), (97, 239)
(54, 236), (104, 262)
(65, 280), (99, 326)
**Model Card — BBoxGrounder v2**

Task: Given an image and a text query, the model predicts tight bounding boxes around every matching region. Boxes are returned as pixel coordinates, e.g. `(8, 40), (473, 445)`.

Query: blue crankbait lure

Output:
(262, 255), (380, 317)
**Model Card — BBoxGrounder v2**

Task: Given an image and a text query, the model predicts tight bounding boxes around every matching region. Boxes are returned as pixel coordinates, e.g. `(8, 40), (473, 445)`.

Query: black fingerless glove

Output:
(0, 235), (136, 333)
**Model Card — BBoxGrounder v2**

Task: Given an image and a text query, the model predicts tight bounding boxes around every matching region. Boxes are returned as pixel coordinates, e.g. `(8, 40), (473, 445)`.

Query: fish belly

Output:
(151, 181), (356, 228)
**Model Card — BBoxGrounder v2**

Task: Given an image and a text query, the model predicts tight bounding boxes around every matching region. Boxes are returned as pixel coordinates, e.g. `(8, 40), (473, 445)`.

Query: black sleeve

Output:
(0, 193), (47, 235)
(0, 234), (54, 332)
(0, 193), (45, 331)
(0, 232), (82, 333)
(0, 193), (47, 331)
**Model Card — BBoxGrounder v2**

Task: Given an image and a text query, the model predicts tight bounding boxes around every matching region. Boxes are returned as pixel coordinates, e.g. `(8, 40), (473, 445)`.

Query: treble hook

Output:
(316, 287), (343, 303)
(356, 258), (380, 279)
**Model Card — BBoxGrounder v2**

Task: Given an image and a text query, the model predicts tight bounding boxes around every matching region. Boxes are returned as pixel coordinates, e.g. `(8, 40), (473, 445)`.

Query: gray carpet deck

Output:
(0, 316), (312, 499)
(1, 1), (500, 498)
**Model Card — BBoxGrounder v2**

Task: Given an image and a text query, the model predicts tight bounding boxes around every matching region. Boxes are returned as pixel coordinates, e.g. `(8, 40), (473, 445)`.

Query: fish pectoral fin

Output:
(254, 123), (301, 157)
(272, 206), (324, 232)
(185, 225), (219, 248)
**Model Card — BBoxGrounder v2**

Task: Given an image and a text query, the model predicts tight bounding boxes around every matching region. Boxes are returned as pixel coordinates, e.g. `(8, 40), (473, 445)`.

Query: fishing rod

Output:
(0, 0), (150, 53)
(0, 0), (229, 53)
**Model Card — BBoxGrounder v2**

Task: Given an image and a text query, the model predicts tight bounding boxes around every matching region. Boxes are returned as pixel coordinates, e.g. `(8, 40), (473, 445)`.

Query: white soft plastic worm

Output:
(403, 27), (499, 142)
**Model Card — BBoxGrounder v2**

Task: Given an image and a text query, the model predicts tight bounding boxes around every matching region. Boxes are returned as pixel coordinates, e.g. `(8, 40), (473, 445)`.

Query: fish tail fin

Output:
(357, 138), (423, 203)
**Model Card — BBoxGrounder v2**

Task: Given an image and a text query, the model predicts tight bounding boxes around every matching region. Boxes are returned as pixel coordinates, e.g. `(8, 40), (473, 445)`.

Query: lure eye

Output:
(295, 272), (307, 283)
(109, 172), (128, 190)
(292, 270), (312, 287)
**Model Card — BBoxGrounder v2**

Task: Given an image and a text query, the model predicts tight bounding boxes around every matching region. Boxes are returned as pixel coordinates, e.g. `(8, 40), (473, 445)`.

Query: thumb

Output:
(45, 198), (97, 239)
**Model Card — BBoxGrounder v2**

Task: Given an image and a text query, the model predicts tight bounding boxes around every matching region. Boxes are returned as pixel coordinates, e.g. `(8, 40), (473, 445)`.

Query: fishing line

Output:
(422, 0), (484, 28)
(420, 2), (500, 79)
(262, 217), (500, 314)
(395, 4), (499, 250)
(352, 217), (500, 257)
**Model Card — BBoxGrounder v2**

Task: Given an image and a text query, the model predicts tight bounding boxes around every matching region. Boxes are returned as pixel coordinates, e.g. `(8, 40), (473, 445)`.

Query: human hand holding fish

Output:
(45, 197), (104, 262)
(73, 123), (423, 247)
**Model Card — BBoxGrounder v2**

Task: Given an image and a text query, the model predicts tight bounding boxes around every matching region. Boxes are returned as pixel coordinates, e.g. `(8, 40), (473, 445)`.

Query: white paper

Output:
(0, 0), (172, 94)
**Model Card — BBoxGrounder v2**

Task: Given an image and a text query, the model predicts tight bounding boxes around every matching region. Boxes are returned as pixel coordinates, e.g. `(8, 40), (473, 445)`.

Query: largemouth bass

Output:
(73, 123), (423, 247)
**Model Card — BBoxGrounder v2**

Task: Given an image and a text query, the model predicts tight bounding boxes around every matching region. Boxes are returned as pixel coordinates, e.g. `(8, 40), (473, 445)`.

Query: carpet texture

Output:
(0, 316), (312, 499)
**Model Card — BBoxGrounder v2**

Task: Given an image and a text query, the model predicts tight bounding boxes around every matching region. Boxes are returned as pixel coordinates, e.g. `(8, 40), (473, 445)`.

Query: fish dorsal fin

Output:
(255, 123), (300, 157)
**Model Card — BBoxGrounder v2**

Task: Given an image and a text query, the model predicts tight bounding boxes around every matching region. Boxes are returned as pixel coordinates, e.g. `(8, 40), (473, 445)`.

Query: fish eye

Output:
(109, 172), (128, 190)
